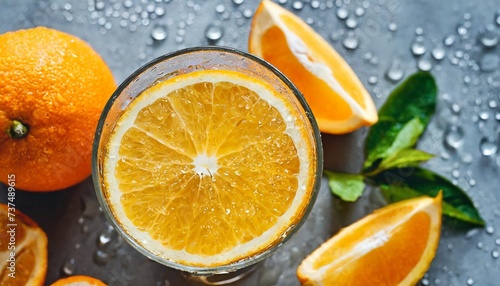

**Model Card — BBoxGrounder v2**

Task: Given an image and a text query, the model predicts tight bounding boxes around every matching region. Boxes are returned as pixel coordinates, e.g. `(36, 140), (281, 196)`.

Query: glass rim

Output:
(92, 46), (324, 275)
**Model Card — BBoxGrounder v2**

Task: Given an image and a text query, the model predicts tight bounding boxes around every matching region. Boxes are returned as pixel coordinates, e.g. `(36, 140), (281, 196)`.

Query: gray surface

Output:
(1, 0), (500, 285)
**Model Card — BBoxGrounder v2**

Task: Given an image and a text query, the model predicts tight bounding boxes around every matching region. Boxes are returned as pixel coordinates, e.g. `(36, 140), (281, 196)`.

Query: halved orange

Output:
(50, 275), (106, 286)
(0, 204), (48, 286)
(249, 0), (378, 134)
(102, 69), (318, 267)
(297, 193), (442, 285)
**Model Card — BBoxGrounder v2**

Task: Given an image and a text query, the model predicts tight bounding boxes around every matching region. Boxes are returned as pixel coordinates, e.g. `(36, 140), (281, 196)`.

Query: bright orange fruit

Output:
(102, 69), (318, 267)
(0, 204), (48, 286)
(0, 27), (116, 191)
(50, 275), (106, 286)
(297, 194), (442, 286)
(249, 0), (378, 134)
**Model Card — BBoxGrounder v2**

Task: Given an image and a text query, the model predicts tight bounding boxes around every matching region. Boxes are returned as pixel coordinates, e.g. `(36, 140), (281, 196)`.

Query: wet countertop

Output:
(1, 0), (500, 285)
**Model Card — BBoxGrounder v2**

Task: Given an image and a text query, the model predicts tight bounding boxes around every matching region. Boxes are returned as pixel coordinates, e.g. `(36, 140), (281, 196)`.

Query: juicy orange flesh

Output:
(261, 26), (352, 122)
(114, 78), (303, 256)
(0, 209), (43, 286)
(280, 14), (367, 110)
(320, 212), (431, 285)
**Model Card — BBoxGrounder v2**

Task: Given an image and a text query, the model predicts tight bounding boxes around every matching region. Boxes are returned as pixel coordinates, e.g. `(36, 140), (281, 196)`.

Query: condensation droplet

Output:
(205, 24), (224, 43)
(368, 75), (378, 85)
(346, 16), (358, 29)
(444, 125), (464, 150)
(486, 226), (495, 234)
(385, 60), (404, 83)
(444, 35), (456, 46)
(336, 7), (349, 19)
(411, 37), (427, 56)
(495, 10), (500, 26)
(418, 58), (432, 71)
(431, 45), (446, 60)
(479, 53), (500, 72)
(478, 24), (499, 48)
(292, 1), (304, 10)
(151, 25), (167, 41)
(479, 136), (498, 156)
(466, 278), (474, 285)
(342, 32), (359, 50)
(61, 258), (77, 275)
(492, 250), (499, 259)
(388, 22), (398, 32)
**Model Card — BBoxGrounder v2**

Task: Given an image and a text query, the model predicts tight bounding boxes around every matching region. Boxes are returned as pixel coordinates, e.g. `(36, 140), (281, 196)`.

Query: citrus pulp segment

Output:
(249, 0), (378, 134)
(0, 204), (47, 286)
(103, 69), (317, 267)
(297, 194), (442, 286)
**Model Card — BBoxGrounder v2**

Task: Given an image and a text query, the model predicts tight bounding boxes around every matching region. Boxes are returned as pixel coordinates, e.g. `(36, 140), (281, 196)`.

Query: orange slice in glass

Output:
(0, 204), (47, 286)
(103, 69), (318, 267)
(297, 193), (442, 285)
(249, 0), (378, 134)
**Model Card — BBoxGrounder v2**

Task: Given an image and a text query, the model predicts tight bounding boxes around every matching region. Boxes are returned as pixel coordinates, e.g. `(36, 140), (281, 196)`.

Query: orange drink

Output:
(92, 47), (323, 275)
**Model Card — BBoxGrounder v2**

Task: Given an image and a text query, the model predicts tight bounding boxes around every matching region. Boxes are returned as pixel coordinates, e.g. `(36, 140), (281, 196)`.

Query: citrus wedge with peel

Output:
(50, 275), (106, 286)
(297, 193), (442, 286)
(0, 204), (48, 286)
(249, 0), (378, 134)
(102, 69), (318, 268)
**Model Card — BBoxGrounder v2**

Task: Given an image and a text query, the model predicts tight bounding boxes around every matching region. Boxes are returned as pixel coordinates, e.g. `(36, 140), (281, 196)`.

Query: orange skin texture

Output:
(0, 27), (116, 191)
(50, 275), (107, 286)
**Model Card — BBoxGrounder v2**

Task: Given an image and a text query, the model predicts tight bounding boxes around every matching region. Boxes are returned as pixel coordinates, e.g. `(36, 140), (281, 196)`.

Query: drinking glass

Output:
(92, 46), (323, 284)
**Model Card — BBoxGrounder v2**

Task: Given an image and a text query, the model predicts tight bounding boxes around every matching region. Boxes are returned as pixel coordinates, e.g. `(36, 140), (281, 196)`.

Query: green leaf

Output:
(375, 167), (484, 226)
(364, 72), (437, 172)
(324, 170), (365, 202)
(367, 148), (435, 176)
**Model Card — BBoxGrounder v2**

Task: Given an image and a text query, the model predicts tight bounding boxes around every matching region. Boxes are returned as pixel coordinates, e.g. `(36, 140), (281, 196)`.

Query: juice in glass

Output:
(92, 47), (323, 276)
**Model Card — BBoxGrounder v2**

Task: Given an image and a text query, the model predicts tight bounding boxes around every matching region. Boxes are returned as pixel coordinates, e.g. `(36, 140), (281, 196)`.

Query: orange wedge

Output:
(103, 69), (318, 267)
(0, 204), (48, 286)
(249, 0), (378, 134)
(297, 193), (442, 285)
(51, 275), (106, 286)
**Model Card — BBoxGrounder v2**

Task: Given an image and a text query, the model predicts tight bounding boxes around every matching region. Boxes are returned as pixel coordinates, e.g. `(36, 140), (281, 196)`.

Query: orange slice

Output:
(249, 0), (378, 134)
(102, 69), (318, 267)
(297, 193), (442, 285)
(0, 204), (48, 286)
(50, 275), (106, 286)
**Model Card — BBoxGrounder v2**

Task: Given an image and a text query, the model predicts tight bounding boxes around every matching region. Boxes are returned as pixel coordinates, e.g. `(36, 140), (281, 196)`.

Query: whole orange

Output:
(0, 27), (116, 191)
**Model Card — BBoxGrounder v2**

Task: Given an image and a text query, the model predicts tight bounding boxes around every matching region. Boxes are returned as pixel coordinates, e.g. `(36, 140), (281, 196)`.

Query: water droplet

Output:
(495, 10), (500, 26)
(355, 7), (365, 16)
(93, 249), (111, 265)
(415, 27), (424, 35)
(388, 22), (398, 32)
(205, 24), (224, 43)
(154, 6), (165, 16)
(385, 60), (404, 83)
(477, 242), (484, 249)
(233, 0), (244, 5)
(492, 250), (500, 258)
(479, 111), (489, 120)
(242, 9), (253, 18)
(215, 4), (225, 13)
(479, 24), (499, 48)
(418, 58), (432, 71)
(336, 7), (349, 20)
(411, 37), (427, 56)
(465, 228), (480, 239)
(452, 169), (460, 178)
(431, 45), (446, 60)
(496, 238), (500, 245)
(368, 75), (378, 85)
(278, 0), (288, 4)
(61, 258), (77, 275)
(489, 100), (498, 108)
(495, 111), (500, 121)
(330, 29), (344, 42)
(345, 16), (358, 29)
(486, 226), (495, 234)
(444, 125), (465, 150)
(466, 278), (474, 285)
(444, 35), (456, 46)
(421, 278), (430, 285)
(342, 32), (359, 50)
(151, 25), (168, 41)
(457, 24), (468, 37)
(479, 136), (498, 156)
(292, 1), (304, 10)
(311, 0), (320, 9)
(479, 53), (500, 72)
